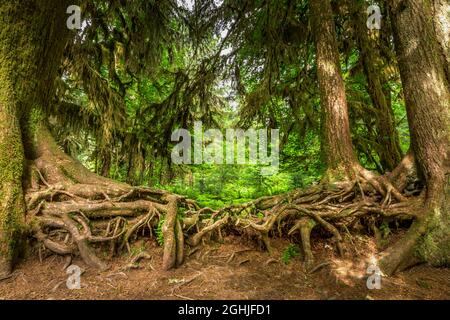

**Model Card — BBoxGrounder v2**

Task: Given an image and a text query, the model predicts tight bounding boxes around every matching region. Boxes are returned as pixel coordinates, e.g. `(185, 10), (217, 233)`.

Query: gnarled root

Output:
(162, 195), (184, 270)
(24, 133), (422, 273)
(289, 218), (316, 269)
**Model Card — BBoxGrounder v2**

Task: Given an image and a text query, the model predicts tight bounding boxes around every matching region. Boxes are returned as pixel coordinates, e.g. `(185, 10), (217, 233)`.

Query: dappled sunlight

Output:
(329, 240), (379, 287)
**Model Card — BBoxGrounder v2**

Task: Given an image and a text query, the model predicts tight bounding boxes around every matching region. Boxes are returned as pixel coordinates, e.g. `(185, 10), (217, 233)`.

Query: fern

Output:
(281, 244), (300, 264)
(156, 218), (165, 246)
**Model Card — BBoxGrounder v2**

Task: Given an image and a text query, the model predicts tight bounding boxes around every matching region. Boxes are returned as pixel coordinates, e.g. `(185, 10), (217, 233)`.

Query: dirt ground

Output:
(0, 234), (449, 300)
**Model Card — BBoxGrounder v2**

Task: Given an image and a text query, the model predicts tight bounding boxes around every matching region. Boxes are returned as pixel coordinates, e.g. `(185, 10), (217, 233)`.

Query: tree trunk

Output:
(0, 0), (73, 277)
(351, 0), (403, 172)
(100, 149), (112, 178)
(432, 0), (450, 82)
(380, 0), (450, 275)
(0, 97), (26, 278)
(310, 0), (358, 181)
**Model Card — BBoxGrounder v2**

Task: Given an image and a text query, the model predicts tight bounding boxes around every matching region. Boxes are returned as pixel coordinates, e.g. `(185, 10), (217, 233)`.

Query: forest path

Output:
(0, 235), (448, 300)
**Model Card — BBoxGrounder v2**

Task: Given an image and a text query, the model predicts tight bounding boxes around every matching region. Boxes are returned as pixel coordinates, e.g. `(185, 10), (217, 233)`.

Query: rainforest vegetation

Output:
(0, 0), (448, 284)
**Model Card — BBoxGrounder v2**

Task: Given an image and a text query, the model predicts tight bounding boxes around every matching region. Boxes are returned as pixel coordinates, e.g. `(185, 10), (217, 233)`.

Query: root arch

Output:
(24, 129), (424, 274)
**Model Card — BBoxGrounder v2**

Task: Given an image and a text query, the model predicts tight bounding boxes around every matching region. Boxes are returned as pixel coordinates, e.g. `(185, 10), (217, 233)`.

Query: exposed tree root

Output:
(23, 129), (425, 274)
(123, 252), (152, 270)
(24, 164), (421, 272)
(289, 218), (316, 269)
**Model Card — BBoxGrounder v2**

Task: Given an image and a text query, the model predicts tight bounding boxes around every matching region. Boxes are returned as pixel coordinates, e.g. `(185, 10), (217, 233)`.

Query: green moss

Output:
(0, 7), (28, 266)
(0, 1), (74, 273)
(0, 113), (26, 266)
(415, 206), (450, 267)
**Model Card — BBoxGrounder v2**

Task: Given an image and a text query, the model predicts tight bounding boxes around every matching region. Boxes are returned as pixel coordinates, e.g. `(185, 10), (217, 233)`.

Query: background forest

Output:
(57, 0), (412, 209)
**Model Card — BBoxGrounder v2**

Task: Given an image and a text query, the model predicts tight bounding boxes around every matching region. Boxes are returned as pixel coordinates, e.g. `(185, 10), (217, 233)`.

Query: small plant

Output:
(380, 221), (391, 238)
(281, 244), (300, 264)
(377, 221), (391, 247)
(156, 218), (165, 246)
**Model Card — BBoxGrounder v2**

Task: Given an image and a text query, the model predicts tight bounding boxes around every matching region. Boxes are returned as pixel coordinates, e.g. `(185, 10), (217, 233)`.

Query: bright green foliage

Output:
(156, 218), (166, 246)
(281, 244), (300, 264)
(53, 0), (412, 208)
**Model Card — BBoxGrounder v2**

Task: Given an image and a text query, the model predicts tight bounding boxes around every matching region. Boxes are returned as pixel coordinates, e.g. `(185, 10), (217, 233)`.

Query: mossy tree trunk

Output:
(351, 0), (403, 172)
(0, 91), (26, 278)
(0, 0), (74, 277)
(380, 0), (450, 274)
(100, 150), (112, 178)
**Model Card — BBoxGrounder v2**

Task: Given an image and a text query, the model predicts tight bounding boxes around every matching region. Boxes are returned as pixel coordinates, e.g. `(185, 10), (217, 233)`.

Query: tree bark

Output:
(380, 0), (450, 274)
(0, 0), (74, 276)
(351, 0), (403, 172)
(310, 0), (358, 181)
(0, 98), (26, 278)
(100, 149), (112, 178)
(432, 0), (450, 82)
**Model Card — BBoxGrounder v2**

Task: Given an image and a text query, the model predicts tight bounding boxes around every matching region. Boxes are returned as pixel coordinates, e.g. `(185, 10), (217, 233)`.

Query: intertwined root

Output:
(26, 161), (420, 272)
(20, 127), (425, 274)
(27, 182), (193, 270)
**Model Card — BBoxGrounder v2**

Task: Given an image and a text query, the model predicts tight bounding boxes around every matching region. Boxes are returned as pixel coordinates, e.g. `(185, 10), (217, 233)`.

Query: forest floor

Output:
(0, 232), (449, 300)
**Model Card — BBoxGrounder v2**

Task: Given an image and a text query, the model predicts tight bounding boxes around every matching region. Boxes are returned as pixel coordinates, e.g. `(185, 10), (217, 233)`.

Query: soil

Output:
(0, 233), (449, 300)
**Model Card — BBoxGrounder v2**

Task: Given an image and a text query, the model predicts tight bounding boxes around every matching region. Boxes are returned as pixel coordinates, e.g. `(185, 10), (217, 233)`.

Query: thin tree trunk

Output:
(100, 149), (112, 178)
(126, 151), (136, 185)
(351, 0), (403, 172)
(310, 0), (358, 181)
